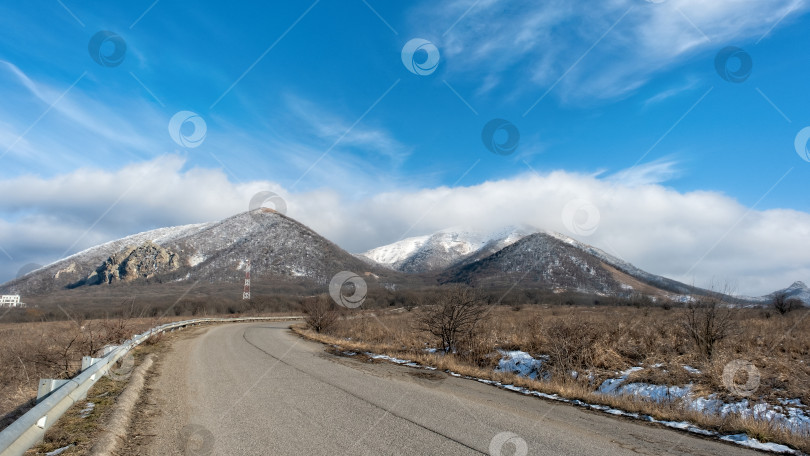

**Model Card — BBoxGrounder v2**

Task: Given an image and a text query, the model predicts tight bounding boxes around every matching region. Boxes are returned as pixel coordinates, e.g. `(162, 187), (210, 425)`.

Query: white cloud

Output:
(607, 158), (682, 186)
(0, 60), (160, 155)
(643, 78), (701, 106)
(282, 94), (412, 164)
(1, 156), (808, 296)
(422, 0), (807, 102)
(0, 62), (415, 201)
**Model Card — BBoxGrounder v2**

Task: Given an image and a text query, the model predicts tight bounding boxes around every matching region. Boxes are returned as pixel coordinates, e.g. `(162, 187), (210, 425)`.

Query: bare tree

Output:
(773, 292), (802, 315)
(418, 285), (488, 353)
(683, 290), (736, 359)
(301, 295), (338, 333)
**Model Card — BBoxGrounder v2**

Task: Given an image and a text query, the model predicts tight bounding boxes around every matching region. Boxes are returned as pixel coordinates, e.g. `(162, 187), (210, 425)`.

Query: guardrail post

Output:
(36, 379), (69, 403)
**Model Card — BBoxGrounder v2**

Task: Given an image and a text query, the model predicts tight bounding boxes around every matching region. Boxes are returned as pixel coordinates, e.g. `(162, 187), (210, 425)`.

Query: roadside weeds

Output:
(22, 332), (177, 456)
(291, 322), (809, 455)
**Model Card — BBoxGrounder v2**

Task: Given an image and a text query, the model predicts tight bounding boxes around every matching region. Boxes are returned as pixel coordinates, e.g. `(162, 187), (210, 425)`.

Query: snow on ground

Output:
(683, 365), (701, 374)
(689, 396), (810, 433)
(721, 434), (799, 454)
(494, 350), (548, 380)
(496, 353), (810, 436)
(595, 368), (810, 434)
(364, 352), (434, 370)
(340, 349), (803, 455)
(597, 366), (643, 394)
(498, 351), (807, 453)
(611, 382), (692, 401)
(45, 445), (75, 456)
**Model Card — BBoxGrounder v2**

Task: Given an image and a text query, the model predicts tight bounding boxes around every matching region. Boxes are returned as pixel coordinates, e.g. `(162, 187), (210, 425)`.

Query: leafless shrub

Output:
(683, 291), (736, 359)
(543, 318), (599, 381)
(100, 316), (133, 345)
(773, 292), (803, 315)
(417, 285), (488, 353)
(301, 295), (338, 333)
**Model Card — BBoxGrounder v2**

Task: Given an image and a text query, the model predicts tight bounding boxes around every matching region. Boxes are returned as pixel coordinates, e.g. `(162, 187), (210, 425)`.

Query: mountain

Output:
(765, 281), (810, 305)
(3, 214), (802, 306)
(539, 231), (699, 296)
(1, 210), (390, 297)
(438, 232), (680, 297)
(363, 226), (701, 298)
(360, 226), (535, 273)
(434, 230), (805, 303)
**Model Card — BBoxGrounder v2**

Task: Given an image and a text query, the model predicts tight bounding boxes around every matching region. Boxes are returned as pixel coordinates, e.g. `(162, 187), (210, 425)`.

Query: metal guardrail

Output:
(0, 316), (301, 456)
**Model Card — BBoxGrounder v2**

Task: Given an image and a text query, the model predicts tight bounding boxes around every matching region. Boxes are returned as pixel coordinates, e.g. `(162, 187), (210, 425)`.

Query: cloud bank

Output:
(1, 155), (807, 296)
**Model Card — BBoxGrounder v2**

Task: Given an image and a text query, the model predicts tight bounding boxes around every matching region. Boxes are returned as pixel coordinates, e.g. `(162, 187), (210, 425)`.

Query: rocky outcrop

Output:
(54, 262), (77, 279)
(87, 241), (180, 285)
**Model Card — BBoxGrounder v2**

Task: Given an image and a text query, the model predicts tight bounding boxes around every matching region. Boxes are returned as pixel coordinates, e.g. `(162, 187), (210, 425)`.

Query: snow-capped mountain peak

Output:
(766, 281), (810, 304)
(362, 234), (431, 266)
(360, 225), (537, 273)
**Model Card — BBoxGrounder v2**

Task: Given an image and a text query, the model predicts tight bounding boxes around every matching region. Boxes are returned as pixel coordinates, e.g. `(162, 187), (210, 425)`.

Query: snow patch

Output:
(683, 365), (701, 374)
(189, 253), (206, 267)
(494, 350), (547, 380)
(600, 367), (810, 434)
(598, 366), (643, 394)
(46, 445), (75, 455)
(720, 434), (797, 453)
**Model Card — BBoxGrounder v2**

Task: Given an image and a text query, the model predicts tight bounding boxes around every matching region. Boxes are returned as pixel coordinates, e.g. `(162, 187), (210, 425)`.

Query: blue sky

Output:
(2, 0), (810, 294)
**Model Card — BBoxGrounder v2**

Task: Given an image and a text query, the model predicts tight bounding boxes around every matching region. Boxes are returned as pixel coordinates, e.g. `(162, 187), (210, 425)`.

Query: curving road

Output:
(125, 322), (759, 455)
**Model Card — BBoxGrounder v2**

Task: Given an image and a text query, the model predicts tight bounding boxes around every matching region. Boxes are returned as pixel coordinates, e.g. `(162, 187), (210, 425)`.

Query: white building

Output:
(0, 295), (21, 307)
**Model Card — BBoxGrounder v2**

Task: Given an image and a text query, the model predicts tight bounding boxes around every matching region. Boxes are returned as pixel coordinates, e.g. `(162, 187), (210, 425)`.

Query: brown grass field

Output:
(0, 306), (304, 433)
(0, 316), (180, 430)
(295, 304), (810, 453)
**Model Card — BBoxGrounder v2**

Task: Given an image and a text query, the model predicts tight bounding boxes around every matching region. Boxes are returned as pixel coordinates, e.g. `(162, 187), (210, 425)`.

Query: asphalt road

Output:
(126, 322), (761, 456)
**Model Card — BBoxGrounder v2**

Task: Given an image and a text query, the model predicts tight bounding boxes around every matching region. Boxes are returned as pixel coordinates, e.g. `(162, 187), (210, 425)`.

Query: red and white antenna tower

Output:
(243, 260), (251, 300)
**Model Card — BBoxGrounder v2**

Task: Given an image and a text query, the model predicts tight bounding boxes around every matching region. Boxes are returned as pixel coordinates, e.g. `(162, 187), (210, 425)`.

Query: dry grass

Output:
(294, 305), (810, 453)
(0, 310), (301, 432)
(0, 316), (178, 431)
(22, 333), (170, 455)
(21, 375), (127, 456)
